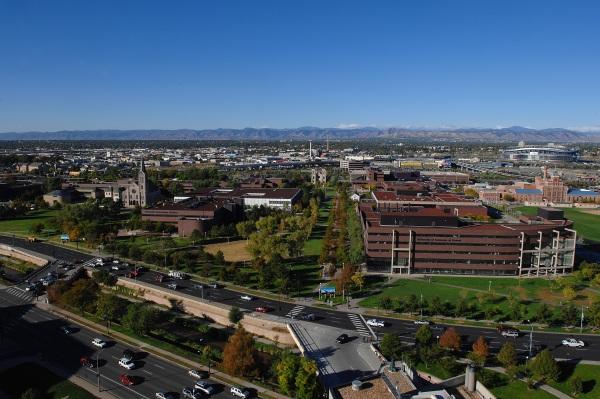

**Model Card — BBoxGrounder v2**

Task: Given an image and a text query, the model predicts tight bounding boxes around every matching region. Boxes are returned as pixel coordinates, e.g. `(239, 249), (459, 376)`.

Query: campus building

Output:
(360, 205), (576, 276)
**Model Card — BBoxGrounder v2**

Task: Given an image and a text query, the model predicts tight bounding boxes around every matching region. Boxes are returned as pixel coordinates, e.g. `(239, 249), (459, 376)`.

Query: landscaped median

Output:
(113, 275), (296, 345)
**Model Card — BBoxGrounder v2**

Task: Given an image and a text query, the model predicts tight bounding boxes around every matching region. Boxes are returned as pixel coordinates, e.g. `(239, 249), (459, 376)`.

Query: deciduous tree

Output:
(497, 342), (518, 368)
(530, 349), (560, 383)
(439, 327), (461, 352)
(221, 326), (256, 377)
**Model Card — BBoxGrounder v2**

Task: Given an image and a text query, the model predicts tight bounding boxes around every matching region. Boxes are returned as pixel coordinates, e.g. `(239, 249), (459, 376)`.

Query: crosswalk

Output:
(348, 313), (371, 337)
(286, 305), (305, 318)
(3, 286), (33, 303)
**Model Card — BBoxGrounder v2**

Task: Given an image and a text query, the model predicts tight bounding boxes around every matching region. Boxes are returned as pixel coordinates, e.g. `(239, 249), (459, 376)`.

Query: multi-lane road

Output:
(0, 287), (237, 399)
(2, 234), (599, 364)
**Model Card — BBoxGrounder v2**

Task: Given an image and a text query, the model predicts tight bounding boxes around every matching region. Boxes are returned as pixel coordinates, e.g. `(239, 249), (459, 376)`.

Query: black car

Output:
(61, 326), (73, 334)
(298, 313), (316, 321)
(336, 333), (349, 344)
(122, 349), (135, 361)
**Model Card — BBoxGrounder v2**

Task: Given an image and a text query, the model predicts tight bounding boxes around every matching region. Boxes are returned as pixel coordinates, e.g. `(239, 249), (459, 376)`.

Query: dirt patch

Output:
(537, 288), (562, 304)
(203, 240), (251, 262)
(513, 286), (527, 301)
(580, 209), (600, 215)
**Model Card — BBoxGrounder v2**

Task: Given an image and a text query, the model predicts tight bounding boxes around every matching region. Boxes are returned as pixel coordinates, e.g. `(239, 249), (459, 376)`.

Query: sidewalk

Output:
(35, 302), (291, 399)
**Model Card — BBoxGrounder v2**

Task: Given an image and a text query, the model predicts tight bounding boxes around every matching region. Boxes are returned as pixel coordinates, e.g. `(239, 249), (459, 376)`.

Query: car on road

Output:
(497, 325), (520, 338)
(336, 333), (349, 344)
(255, 306), (271, 313)
(80, 356), (95, 368)
(122, 349), (135, 361)
(231, 386), (252, 398)
(25, 282), (41, 291)
(298, 313), (316, 321)
(169, 270), (188, 280)
(562, 338), (585, 348)
(120, 374), (136, 386)
(414, 319), (430, 325)
(111, 264), (121, 271)
(240, 295), (254, 301)
(194, 380), (216, 395)
(366, 319), (385, 327)
(61, 326), (73, 334)
(155, 392), (176, 399)
(91, 338), (107, 348)
(167, 283), (178, 290)
(182, 387), (203, 399)
(119, 358), (136, 370)
(188, 369), (209, 379)
(208, 281), (219, 289)
(155, 274), (165, 283)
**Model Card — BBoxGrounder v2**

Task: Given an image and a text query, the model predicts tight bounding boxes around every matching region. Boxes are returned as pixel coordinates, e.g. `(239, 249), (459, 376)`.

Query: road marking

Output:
(154, 364), (165, 370)
(286, 305), (305, 318)
(143, 369), (153, 375)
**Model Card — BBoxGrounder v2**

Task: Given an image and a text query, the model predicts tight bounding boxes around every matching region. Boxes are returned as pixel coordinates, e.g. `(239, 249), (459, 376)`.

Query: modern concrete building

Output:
(503, 145), (579, 162)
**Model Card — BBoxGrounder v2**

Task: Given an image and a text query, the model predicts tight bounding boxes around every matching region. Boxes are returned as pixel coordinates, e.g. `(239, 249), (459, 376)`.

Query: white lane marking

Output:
(143, 369), (153, 375)
(154, 364), (165, 370)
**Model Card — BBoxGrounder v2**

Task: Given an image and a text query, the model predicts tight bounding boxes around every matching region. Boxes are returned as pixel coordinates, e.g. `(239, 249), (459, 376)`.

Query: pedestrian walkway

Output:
(348, 313), (371, 337)
(2, 286), (32, 303)
(286, 305), (305, 318)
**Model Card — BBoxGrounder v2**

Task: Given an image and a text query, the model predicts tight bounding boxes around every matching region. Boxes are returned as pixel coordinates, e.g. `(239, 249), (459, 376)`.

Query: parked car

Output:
(182, 387), (203, 399)
(120, 374), (136, 386)
(336, 333), (349, 344)
(366, 319), (385, 327)
(118, 358), (136, 370)
(155, 392), (176, 399)
(255, 306), (271, 313)
(194, 380), (215, 395)
(231, 386), (252, 398)
(188, 369), (209, 379)
(92, 338), (107, 348)
(562, 338), (585, 348)
(240, 295), (254, 301)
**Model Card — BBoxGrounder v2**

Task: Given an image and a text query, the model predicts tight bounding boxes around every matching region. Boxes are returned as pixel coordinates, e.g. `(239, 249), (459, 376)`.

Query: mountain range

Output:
(0, 126), (599, 142)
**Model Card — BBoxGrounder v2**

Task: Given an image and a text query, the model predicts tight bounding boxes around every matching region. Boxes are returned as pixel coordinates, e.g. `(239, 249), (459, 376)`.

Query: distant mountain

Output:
(0, 126), (598, 142)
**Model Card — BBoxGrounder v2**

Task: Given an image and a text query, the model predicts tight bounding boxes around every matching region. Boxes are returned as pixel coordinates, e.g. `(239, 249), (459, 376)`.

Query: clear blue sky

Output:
(1, 0), (600, 131)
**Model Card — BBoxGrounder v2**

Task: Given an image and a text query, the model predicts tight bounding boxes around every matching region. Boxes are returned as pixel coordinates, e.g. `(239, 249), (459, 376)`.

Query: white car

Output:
(188, 369), (208, 379)
(562, 338), (585, 348)
(119, 358), (136, 370)
(414, 319), (430, 325)
(111, 265), (121, 271)
(366, 319), (385, 327)
(92, 338), (107, 348)
(194, 380), (215, 395)
(155, 393), (175, 399)
(240, 295), (254, 301)
(231, 386), (252, 398)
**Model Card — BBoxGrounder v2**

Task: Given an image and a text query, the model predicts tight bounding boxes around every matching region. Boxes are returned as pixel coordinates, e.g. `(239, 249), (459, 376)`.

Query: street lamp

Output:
(580, 305), (589, 334)
(96, 347), (103, 392)
(527, 319), (533, 359)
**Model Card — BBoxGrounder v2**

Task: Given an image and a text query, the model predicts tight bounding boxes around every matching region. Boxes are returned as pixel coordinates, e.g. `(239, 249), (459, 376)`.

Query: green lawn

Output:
(491, 381), (556, 399)
(550, 363), (600, 399)
(0, 209), (59, 235)
(516, 206), (600, 242)
(0, 362), (96, 399)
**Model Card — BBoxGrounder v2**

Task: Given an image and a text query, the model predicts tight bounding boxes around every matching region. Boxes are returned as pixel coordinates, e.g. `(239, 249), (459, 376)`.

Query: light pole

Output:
(528, 320), (533, 359)
(580, 305), (588, 334)
(488, 280), (492, 292)
(96, 347), (103, 392)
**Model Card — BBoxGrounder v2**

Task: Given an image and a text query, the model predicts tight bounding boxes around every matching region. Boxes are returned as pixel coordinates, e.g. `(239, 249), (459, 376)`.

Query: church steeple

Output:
(138, 156), (148, 207)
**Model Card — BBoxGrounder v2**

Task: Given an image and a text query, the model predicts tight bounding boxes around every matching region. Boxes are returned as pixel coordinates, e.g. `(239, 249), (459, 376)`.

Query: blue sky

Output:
(1, 0), (600, 131)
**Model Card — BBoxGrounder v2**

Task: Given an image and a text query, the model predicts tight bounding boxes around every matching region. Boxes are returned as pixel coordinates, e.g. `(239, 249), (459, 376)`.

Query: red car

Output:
(127, 269), (141, 278)
(255, 306), (272, 313)
(120, 374), (136, 386)
(155, 274), (165, 283)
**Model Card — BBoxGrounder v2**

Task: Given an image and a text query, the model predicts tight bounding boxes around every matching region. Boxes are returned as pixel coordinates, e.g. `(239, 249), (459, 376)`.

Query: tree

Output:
(95, 293), (126, 327)
(221, 326), (256, 377)
(439, 327), (461, 352)
(61, 278), (99, 314)
(568, 376), (583, 397)
(415, 325), (433, 347)
(379, 333), (404, 359)
(350, 271), (365, 291)
(214, 250), (226, 266)
(563, 286), (577, 301)
(236, 220), (256, 239)
(464, 188), (479, 198)
(295, 357), (321, 399)
(530, 349), (560, 383)
(122, 303), (158, 336)
(229, 306), (244, 324)
(20, 388), (41, 399)
(469, 336), (489, 365)
(275, 352), (299, 396)
(497, 342), (518, 368)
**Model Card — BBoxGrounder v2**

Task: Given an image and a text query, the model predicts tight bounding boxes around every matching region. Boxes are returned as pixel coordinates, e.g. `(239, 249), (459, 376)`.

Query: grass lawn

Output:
(0, 209), (59, 236)
(491, 380), (556, 399)
(550, 363), (600, 399)
(415, 362), (457, 380)
(0, 362), (96, 399)
(203, 240), (252, 262)
(516, 206), (600, 242)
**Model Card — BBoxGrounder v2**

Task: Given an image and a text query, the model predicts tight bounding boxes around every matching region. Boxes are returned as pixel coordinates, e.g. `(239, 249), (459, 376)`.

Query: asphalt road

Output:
(3, 235), (600, 363)
(0, 288), (243, 399)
